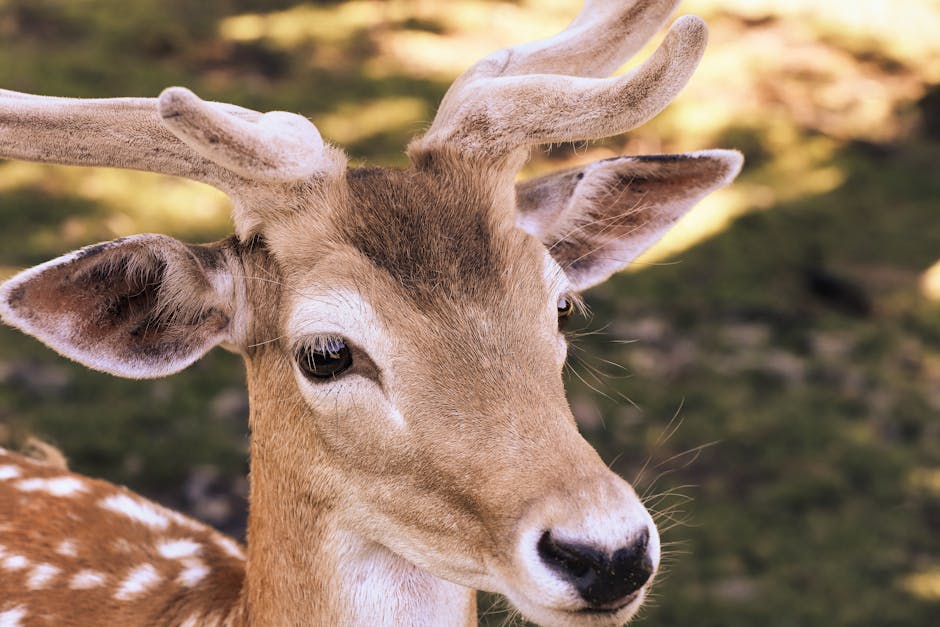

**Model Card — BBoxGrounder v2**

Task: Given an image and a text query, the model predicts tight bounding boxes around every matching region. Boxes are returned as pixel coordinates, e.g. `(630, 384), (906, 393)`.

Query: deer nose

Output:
(537, 528), (654, 608)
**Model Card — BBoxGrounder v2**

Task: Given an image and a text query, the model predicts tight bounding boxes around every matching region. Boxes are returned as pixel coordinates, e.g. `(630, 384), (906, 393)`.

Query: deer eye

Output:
(557, 295), (575, 329)
(296, 336), (353, 380)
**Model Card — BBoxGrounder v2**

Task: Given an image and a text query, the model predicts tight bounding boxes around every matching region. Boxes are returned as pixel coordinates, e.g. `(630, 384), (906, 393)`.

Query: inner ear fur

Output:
(516, 150), (743, 291)
(0, 235), (236, 379)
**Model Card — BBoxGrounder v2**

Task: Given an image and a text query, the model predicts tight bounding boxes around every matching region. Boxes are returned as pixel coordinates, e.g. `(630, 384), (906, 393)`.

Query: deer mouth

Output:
(502, 584), (649, 627)
(575, 592), (640, 615)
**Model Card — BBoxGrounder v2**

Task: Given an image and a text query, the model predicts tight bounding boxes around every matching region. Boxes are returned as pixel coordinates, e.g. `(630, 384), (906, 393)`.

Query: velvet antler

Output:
(412, 0), (706, 159)
(0, 87), (344, 237)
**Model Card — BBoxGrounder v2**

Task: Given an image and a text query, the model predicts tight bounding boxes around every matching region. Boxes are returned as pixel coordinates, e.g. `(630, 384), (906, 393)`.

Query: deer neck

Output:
(236, 356), (477, 626)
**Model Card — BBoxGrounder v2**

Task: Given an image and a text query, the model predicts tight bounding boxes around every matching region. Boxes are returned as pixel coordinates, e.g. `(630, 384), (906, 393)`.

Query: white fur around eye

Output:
(542, 251), (570, 301)
(542, 252), (572, 363)
(288, 289), (405, 428)
(287, 290), (392, 359)
(292, 367), (406, 429)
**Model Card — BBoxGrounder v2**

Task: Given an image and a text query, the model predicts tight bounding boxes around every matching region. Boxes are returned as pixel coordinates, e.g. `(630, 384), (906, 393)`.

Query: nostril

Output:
(613, 527), (649, 566)
(537, 531), (602, 580)
(537, 529), (654, 608)
(610, 528), (653, 597)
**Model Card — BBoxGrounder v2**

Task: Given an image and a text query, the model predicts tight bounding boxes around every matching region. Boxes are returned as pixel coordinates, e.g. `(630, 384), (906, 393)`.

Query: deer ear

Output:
(516, 150), (743, 291)
(0, 235), (237, 379)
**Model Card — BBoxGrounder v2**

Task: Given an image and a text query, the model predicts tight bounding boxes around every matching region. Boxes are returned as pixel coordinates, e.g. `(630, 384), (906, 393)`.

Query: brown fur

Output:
(341, 166), (510, 305)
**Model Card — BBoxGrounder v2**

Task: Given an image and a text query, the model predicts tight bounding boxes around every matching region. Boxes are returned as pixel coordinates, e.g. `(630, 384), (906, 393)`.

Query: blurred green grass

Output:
(0, 1), (938, 625)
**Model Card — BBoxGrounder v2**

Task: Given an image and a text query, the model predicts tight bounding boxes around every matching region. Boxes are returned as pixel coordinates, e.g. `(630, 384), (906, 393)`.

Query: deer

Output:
(0, 1), (741, 625)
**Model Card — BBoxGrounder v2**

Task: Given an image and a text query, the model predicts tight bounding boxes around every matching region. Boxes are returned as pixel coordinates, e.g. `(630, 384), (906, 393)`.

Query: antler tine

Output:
(157, 87), (342, 184)
(415, 3), (706, 161)
(464, 0), (681, 81)
(0, 89), (240, 187)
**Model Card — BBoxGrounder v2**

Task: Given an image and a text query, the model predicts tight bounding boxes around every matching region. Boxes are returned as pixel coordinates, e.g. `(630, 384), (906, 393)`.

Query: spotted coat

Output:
(0, 449), (244, 626)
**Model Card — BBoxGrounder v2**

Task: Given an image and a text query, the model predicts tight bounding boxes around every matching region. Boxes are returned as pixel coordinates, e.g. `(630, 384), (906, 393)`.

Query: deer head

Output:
(0, 1), (741, 624)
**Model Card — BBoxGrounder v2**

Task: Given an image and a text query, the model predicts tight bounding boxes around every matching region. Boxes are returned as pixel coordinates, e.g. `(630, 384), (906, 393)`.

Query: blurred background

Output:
(0, 0), (938, 625)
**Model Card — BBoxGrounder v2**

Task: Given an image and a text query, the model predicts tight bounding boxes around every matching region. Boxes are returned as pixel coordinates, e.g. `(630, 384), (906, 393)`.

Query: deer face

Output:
(212, 156), (733, 623)
(266, 165), (662, 622)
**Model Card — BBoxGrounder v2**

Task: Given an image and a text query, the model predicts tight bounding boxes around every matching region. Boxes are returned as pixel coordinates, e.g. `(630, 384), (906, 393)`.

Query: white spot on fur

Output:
(178, 615), (200, 627)
(157, 538), (201, 560)
(100, 494), (170, 530)
(26, 563), (60, 589)
(69, 570), (106, 590)
(212, 535), (245, 560)
(389, 407), (406, 427)
(166, 509), (204, 531)
(179, 613), (221, 627)
(0, 466), (21, 480)
(15, 476), (87, 496)
(0, 605), (28, 627)
(177, 557), (210, 587)
(2, 555), (28, 572)
(115, 564), (161, 601)
(55, 539), (78, 558)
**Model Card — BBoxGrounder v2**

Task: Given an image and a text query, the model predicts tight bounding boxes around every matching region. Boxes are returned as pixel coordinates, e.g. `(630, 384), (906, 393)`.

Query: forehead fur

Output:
(333, 163), (538, 309)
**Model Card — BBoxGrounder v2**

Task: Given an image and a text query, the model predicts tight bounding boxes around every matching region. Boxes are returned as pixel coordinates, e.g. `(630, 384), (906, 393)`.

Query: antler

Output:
(157, 87), (332, 183)
(0, 87), (339, 190)
(414, 0), (706, 159)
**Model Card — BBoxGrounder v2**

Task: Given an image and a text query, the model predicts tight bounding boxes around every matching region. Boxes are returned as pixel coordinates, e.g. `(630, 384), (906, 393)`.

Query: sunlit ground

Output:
(0, 1), (938, 625)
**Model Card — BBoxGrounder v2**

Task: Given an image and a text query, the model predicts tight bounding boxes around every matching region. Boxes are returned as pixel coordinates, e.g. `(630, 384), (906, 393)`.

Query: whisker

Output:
(653, 441), (720, 470)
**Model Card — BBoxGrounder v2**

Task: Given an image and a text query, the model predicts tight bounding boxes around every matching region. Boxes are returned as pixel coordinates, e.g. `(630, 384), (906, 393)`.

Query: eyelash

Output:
(295, 335), (353, 380)
(557, 293), (583, 332)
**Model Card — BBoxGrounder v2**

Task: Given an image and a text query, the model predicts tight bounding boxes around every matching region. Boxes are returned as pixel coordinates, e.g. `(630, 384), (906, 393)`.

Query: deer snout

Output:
(537, 528), (654, 610)
(510, 475), (660, 620)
